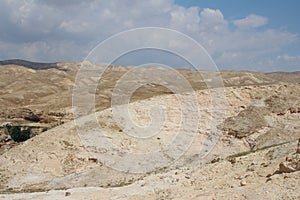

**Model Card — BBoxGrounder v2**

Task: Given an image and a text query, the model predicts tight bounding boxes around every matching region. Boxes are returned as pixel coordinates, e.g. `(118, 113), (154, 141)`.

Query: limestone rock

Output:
(256, 128), (300, 149)
(223, 106), (268, 138)
(278, 162), (296, 173)
(264, 86), (300, 115)
(277, 145), (300, 174)
(240, 180), (247, 186)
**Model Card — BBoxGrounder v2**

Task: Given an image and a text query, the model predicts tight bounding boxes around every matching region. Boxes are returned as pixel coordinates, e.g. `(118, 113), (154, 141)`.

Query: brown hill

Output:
(0, 82), (299, 199)
(265, 71), (300, 83)
(0, 62), (293, 127)
(0, 62), (299, 199)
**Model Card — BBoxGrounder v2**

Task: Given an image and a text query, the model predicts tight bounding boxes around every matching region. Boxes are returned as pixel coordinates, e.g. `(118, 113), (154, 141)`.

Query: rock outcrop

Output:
(0, 64), (300, 199)
(277, 139), (300, 173)
(223, 106), (268, 138)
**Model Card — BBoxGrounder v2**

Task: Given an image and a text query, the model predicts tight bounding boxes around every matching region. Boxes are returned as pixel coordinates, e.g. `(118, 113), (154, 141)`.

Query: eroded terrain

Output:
(0, 62), (299, 199)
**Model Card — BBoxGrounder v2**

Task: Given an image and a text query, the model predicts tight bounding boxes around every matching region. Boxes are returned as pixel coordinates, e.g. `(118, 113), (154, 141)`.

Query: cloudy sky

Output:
(0, 0), (299, 72)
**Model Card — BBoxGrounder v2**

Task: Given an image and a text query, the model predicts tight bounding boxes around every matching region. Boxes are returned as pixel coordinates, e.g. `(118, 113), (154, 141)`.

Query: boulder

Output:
(223, 106), (267, 138)
(278, 162), (296, 173)
(276, 143), (300, 174)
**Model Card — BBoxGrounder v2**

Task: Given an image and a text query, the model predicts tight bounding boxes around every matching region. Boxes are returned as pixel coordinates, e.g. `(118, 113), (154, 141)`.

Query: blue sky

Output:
(176, 0), (300, 57)
(177, 0), (300, 33)
(0, 0), (299, 72)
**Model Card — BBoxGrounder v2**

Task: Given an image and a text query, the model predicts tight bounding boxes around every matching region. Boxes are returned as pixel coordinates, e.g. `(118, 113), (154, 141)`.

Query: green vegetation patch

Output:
(1, 125), (48, 143)
(227, 141), (291, 159)
(5, 125), (31, 143)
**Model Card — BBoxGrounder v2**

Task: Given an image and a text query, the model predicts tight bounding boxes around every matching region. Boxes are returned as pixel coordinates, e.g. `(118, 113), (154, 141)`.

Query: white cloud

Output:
(213, 28), (297, 71)
(170, 6), (200, 32)
(233, 14), (268, 29)
(255, 54), (300, 72)
(200, 8), (228, 31)
(0, 0), (298, 71)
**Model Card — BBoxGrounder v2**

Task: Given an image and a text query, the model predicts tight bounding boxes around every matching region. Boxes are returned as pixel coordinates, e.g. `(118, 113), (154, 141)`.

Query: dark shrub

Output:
(5, 125), (31, 142)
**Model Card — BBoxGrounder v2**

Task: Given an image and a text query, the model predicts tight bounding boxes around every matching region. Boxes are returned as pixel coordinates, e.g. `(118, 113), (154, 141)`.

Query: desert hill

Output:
(0, 61), (298, 127)
(266, 71), (300, 83)
(0, 62), (299, 199)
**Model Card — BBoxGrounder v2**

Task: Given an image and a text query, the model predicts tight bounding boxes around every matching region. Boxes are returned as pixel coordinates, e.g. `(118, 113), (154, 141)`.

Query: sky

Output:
(0, 0), (299, 72)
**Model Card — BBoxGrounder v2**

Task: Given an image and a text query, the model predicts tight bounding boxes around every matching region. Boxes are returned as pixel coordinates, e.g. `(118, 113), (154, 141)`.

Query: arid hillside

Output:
(0, 61), (299, 199)
(0, 61), (296, 127)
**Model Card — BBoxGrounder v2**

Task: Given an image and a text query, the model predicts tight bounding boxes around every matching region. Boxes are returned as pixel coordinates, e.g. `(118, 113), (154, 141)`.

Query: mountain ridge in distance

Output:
(0, 59), (68, 71)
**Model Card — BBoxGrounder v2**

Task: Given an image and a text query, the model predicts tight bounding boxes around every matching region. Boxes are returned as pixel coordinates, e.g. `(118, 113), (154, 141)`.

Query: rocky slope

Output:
(0, 83), (299, 199)
(0, 62), (299, 199)
(1, 62), (296, 127)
